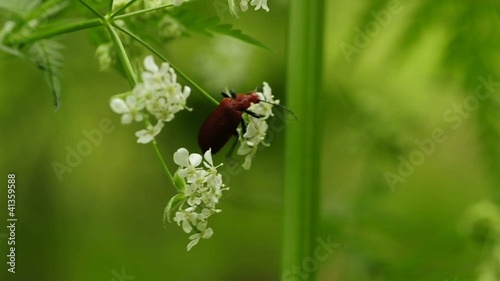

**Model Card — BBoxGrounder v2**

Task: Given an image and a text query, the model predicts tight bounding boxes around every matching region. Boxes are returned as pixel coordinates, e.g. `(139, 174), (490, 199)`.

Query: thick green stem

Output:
(281, 0), (325, 280)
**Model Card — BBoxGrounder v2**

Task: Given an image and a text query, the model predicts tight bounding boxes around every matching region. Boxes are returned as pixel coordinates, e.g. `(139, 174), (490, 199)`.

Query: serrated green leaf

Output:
(29, 40), (64, 110)
(0, 44), (31, 61)
(163, 194), (186, 225)
(25, 0), (70, 24)
(171, 3), (273, 52)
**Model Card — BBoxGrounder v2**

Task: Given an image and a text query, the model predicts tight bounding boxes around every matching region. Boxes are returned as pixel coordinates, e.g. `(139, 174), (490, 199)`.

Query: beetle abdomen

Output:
(198, 98), (242, 154)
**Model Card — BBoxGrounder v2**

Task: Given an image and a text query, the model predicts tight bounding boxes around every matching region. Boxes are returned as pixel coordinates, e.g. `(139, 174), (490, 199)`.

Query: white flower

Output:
(95, 43), (114, 71)
(166, 148), (227, 251)
(240, 0), (249, 11)
(173, 210), (195, 233)
(236, 0), (269, 14)
(110, 55), (191, 141)
(158, 15), (184, 40)
(250, 0), (269, 12)
(135, 121), (164, 143)
(187, 222), (213, 251)
(110, 96), (145, 124)
(237, 82), (277, 170)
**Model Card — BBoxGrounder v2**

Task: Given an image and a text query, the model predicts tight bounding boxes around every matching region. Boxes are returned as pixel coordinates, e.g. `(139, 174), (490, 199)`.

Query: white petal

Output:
(203, 149), (214, 166)
(143, 55), (159, 73)
(182, 219), (193, 233)
(121, 114), (133, 125)
(240, 0), (248, 11)
(202, 227), (213, 239)
(242, 154), (253, 170)
(135, 129), (153, 144)
(182, 86), (191, 98)
(187, 235), (200, 251)
(153, 121), (164, 134)
(189, 153), (202, 167)
(174, 148), (190, 167)
(110, 98), (128, 114)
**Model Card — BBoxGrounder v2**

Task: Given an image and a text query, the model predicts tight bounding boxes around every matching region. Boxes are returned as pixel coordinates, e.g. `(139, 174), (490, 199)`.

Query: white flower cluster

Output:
(237, 82), (278, 170)
(240, 0), (269, 12)
(110, 55), (191, 143)
(229, 0), (269, 15)
(167, 148), (228, 251)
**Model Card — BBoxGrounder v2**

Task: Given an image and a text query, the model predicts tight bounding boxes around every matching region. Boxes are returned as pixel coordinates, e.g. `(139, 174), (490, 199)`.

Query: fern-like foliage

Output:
(0, 0), (68, 109)
(171, 2), (273, 52)
(28, 40), (64, 109)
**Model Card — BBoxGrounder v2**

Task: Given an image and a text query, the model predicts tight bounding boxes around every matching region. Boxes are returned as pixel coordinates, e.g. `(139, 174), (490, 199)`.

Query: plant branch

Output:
(113, 3), (174, 20)
(6, 18), (102, 46)
(104, 22), (136, 86)
(77, 0), (104, 20)
(112, 23), (219, 105)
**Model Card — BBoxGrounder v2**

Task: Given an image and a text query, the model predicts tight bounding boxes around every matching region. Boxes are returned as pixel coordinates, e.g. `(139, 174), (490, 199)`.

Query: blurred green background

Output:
(1, 0), (500, 280)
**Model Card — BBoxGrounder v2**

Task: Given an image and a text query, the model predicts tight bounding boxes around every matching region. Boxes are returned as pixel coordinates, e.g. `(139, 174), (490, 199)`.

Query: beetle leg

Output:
(244, 110), (264, 119)
(240, 118), (248, 136)
(225, 128), (242, 159)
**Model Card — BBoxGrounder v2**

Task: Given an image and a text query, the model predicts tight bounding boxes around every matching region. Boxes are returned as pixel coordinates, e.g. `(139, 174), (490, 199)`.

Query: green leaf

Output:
(0, 0), (41, 18)
(173, 171), (186, 192)
(24, 0), (70, 24)
(171, 3), (273, 52)
(0, 44), (31, 61)
(163, 194), (186, 225)
(29, 40), (64, 110)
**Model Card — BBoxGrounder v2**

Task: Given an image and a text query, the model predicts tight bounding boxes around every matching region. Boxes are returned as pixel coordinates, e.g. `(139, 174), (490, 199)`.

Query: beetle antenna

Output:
(221, 88), (237, 98)
(259, 100), (298, 120)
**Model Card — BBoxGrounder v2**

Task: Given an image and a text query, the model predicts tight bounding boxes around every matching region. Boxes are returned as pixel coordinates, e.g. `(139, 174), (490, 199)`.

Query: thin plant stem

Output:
(108, 0), (115, 14)
(110, 0), (139, 18)
(113, 3), (174, 20)
(112, 23), (219, 105)
(77, 0), (104, 20)
(152, 140), (175, 186)
(103, 22), (136, 86)
(281, 0), (325, 280)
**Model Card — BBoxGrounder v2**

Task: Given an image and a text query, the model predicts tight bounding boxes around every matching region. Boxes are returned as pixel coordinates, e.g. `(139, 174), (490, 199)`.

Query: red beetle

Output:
(198, 90), (264, 154)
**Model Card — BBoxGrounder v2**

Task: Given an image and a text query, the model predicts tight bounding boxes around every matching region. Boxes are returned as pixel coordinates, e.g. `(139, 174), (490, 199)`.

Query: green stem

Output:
(152, 140), (175, 186)
(113, 3), (174, 20)
(78, 0), (104, 20)
(110, 0), (139, 18)
(112, 23), (219, 105)
(103, 22), (136, 86)
(6, 18), (102, 45)
(281, 0), (325, 280)
(108, 0), (115, 13)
